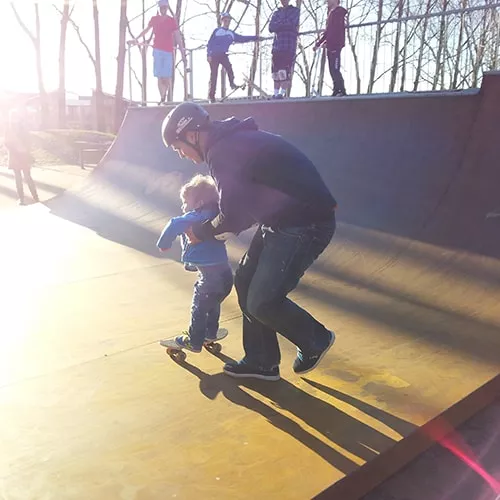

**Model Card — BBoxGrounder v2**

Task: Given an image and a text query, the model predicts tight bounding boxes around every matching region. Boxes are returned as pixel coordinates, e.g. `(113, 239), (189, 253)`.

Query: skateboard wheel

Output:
(206, 342), (221, 354)
(176, 351), (187, 362)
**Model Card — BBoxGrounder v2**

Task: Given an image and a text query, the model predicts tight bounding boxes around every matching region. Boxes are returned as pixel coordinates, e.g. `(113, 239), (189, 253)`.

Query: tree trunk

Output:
(433, 0), (448, 90)
(413, 0), (433, 90)
(58, 0), (70, 128)
(141, 0), (148, 105)
(389, 0), (405, 92)
(472, 6), (489, 87)
(399, 0), (410, 91)
(115, 0), (128, 131)
(247, 0), (262, 97)
(11, 3), (49, 128)
(347, 28), (361, 94)
(92, 0), (105, 131)
(368, 0), (384, 93)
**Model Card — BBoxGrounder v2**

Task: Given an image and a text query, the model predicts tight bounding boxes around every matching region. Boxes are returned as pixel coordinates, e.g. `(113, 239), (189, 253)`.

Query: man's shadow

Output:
(175, 354), (416, 475)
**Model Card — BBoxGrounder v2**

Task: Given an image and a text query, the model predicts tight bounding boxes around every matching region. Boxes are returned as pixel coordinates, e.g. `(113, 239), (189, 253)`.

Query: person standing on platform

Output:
(314, 0), (348, 97)
(132, 0), (188, 105)
(268, 0), (300, 99)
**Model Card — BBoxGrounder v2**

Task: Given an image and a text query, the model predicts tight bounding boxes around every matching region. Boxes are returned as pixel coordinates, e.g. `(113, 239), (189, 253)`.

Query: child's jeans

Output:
(189, 263), (233, 349)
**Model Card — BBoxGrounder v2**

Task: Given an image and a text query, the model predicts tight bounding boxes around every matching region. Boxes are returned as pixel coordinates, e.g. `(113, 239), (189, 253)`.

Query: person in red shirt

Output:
(133, 0), (187, 104)
(314, 0), (348, 96)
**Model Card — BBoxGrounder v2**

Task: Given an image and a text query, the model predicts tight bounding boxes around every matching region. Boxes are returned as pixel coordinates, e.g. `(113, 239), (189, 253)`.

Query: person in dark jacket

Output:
(269, 0), (300, 99)
(157, 174), (233, 353)
(3, 109), (39, 205)
(207, 12), (261, 103)
(314, 0), (348, 96)
(161, 102), (337, 381)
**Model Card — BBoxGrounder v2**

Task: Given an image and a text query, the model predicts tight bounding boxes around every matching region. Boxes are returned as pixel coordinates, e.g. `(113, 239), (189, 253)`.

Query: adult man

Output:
(268, 0), (300, 99)
(207, 12), (261, 103)
(314, 0), (348, 96)
(133, 0), (187, 105)
(161, 102), (337, 381)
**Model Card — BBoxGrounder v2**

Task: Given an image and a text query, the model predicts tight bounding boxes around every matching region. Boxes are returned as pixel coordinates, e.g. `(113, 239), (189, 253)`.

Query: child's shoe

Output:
(160, 332), (202, 353)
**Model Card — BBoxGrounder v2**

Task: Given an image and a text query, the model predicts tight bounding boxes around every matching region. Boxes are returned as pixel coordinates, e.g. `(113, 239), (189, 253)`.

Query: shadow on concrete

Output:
(175, 355), (416, 475)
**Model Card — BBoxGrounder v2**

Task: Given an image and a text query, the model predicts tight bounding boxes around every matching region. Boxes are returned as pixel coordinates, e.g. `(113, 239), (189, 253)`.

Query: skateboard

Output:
(160, 328), (228, 362)
(218, 84), (246, 102)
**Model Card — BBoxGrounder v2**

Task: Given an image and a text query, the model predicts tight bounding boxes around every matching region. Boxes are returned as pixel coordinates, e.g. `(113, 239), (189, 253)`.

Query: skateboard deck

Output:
(219, 84), (246, 103)
(160, 328), (228, 361)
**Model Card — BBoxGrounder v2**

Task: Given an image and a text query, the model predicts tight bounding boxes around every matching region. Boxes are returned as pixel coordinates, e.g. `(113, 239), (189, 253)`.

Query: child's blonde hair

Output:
(180, 174), (218, 208)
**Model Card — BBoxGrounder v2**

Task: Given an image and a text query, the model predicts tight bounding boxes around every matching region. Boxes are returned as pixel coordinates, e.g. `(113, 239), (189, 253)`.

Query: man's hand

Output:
(207, 56), (212, 63)
(159, 247), (170, 252)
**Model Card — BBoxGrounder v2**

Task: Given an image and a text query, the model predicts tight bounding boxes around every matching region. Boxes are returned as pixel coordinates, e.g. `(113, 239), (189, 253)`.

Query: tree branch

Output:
(10, 2), (36, 45)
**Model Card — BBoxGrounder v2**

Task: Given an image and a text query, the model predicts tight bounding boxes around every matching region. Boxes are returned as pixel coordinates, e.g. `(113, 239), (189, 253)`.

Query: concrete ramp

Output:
(2, 74), (500, 499)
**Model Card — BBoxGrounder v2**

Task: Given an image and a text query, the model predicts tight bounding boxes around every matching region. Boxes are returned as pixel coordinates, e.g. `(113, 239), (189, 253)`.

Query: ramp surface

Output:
(1, 74), (500, 500)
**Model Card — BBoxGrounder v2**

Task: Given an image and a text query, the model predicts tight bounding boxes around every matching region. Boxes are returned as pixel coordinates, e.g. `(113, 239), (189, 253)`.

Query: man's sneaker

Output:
(272, 94), (284, 100)
(332, 90), (347, 97)
(223, 360), (280, 381)
(159, 333), (202, 353)
(293, 330), (336, 375)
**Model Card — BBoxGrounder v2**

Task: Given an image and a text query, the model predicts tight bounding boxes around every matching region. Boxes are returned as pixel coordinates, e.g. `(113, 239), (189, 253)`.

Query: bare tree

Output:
(247, 0), (262, 97)
(368, 0), (385, 93)
(389, 0), (405, 92)
(60, 1), (105, 130)
(92, 0), (105, 131)
(414, 0), (435, 90)
(56, 0), (72, 128)
(115, 0), (128, 131)
(11, 2), (49, 128)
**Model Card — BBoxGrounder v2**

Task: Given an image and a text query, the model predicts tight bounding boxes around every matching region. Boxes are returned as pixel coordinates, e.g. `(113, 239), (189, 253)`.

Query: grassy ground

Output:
(0, 129), (115, 167)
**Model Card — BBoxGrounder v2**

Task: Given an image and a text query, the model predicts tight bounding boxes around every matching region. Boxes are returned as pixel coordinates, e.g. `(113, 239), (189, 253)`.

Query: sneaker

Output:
(332, 90), (347, 97)
(18, 199), (26, 206)
(157, 100), (165, 106)
(293, 330), (336, 375)
(159, 333), (202, 353)
(223, 360), (280, 381)
(272, 94), (284, 100)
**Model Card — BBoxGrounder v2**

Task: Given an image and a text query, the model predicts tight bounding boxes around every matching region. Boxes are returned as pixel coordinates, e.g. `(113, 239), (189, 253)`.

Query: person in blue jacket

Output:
(157, 174), (233, 352)
(207, 12), (260, 103)
(161, 102), (337, 382)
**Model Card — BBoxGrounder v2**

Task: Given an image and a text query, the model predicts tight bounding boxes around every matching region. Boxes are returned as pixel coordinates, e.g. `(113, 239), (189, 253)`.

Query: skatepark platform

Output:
(1, 73), (499, 499)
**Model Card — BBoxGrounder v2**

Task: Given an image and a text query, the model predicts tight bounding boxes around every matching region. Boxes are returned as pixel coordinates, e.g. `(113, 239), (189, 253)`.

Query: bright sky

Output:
(0, 0), (279, 101)
(0, 0), (331, 102)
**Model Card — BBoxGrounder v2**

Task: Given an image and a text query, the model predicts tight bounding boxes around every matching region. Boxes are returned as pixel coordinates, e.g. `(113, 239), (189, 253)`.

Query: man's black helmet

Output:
(162, 102), (210, 148)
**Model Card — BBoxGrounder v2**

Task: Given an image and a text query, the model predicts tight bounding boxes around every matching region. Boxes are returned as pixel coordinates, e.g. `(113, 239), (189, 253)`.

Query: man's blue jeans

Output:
(190, 263), (233, 349)
(234, 216), (336, 369)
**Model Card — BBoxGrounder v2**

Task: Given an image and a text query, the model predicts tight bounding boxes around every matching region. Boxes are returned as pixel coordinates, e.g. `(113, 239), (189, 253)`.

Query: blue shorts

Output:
(153, 49), (173, 78)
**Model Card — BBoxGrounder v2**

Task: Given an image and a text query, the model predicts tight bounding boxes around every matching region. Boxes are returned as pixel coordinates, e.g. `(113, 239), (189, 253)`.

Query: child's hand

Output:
(185, 227), (201, 244)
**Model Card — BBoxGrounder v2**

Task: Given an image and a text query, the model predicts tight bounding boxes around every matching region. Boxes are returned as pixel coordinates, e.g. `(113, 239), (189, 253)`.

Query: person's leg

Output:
(271, 53), (281, 97)
(234, 228), (281, 367)
(13, 170), (24, 204)
(243, 219), (336, 366)
(23, 168), (39, 202)
(186, 265), (233, 349)
(208, 56), (220, 101)
(279, 53), (293, 97)
(328, 49), (346, 96)
(205, 266), (233, 339)
(220, 53), (236, 89)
